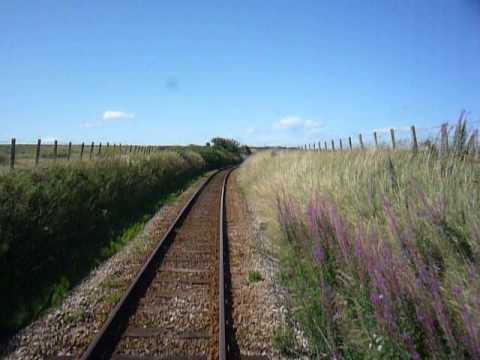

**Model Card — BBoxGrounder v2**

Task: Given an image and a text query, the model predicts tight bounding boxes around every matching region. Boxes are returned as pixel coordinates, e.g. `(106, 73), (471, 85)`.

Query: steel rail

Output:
(218, 167), (234, 360)
(80, 170), (221, 360)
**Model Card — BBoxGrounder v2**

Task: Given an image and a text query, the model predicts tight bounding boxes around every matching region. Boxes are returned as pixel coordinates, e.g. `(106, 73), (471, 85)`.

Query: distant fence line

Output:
(297, 124), (479, 154)
(1, 138), (165, 170)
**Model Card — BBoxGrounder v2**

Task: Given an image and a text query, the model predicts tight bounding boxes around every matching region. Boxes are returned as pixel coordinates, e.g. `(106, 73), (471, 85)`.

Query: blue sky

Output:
(1, 1), (479, 146)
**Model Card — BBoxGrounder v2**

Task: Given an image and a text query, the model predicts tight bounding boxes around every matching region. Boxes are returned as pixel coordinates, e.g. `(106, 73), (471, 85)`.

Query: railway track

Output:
(79, 169), (234, 360)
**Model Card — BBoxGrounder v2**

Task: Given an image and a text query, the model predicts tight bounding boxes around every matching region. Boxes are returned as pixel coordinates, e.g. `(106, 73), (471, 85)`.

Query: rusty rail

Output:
(79, 169), (234, 359)
(218, 168), (233, 360)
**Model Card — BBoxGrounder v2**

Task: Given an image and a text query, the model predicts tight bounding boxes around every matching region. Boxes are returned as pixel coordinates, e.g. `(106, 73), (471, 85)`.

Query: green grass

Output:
(238, 127), (480, 358)
(0, 153), (7, 166)
(247, 270), (263, 283)
(272, 325), (296, 356)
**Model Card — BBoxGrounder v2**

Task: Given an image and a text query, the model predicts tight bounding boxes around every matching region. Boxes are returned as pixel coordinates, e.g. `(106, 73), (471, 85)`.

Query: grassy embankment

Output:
(0, 145), (240, 335)
(238, 126), (479, 358)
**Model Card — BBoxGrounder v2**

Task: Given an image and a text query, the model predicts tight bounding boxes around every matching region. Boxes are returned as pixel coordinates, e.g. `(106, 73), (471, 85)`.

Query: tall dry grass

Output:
(238, 132), (480, 358)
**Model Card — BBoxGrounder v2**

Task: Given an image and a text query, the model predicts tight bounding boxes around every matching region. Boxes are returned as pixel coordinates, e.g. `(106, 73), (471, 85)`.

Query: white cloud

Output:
(103, 110), (135, 121)
(272, 116), (322, 136)
(273, 116), (304, 130)
(246, 127), (256, 135)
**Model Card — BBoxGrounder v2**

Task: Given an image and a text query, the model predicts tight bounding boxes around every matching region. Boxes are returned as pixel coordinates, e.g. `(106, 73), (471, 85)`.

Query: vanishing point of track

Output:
(80, 169), (233, 360)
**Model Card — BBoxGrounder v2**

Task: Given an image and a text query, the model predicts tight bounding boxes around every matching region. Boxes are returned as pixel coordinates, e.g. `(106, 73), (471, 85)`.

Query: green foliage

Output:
(241, 145), (252, 155)
(247, 270), (262, 283)
(190, 145), (241, 169)
(211, 137), (241, 155)
(0, 148), (239, 334)
(272, 325), (296, 356)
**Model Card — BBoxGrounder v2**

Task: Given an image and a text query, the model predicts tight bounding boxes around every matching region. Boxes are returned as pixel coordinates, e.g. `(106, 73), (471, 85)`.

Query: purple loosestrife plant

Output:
(383, 194), (459, 353)
(457, 266), (480, 357)
(277, 186), (478, 358)
(276, 193), (300, 244)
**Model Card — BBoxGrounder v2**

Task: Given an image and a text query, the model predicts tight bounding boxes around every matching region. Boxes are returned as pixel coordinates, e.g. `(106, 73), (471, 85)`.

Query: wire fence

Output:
(2, 120), (479, 171)
(298, 121), (480, 154)
(0, 139), (173, 172)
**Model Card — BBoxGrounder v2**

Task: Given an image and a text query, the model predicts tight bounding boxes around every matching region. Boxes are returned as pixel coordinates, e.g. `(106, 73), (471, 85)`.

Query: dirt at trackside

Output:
(225, 169), (285, 358)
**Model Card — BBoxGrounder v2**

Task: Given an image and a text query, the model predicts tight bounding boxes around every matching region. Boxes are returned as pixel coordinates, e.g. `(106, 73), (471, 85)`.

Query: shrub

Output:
(211, 137), (241, 155)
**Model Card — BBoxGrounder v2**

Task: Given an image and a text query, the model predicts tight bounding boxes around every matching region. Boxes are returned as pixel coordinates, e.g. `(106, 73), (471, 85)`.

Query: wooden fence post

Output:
(441, 123), (448, 153)
(35, 139), (41, 166)
(331, 140), (335, 151)
(119, 143), (122, 155)
(80, 142), (85, 160)
(475, 130), (479, 159)
(359, 134), (364, 150)
(374, 131), (378, 149)
(324, 141), (328, 151)
(53, 140), (58, 161)
(390, 128), (396, 150)
(411, 125), (418, 153)
(89, 142), (94, 160)
(339, 139), (343, 151)
(129, 145), (132, 153)
(98, 142), (102, 155)
(348, 136), (352, 150)
(313, 143), (316, 151)
(10, 138), (16, 170)
(67, 142), (72, 160)
(318, 142), (321, 152)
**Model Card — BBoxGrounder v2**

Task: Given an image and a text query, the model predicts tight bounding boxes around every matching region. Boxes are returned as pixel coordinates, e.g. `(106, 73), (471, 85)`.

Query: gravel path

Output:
(0, 173), (212, 360)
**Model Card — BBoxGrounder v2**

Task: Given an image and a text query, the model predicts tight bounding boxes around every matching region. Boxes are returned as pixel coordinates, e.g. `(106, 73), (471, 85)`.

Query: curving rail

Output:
(79, 168), (234, 360)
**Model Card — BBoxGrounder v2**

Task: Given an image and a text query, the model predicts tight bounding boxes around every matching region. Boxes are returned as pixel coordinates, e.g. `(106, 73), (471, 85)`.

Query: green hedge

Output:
(0, 148), (240, 334)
